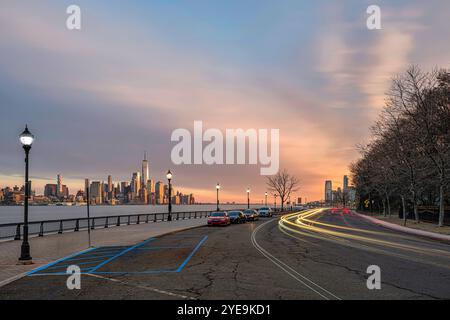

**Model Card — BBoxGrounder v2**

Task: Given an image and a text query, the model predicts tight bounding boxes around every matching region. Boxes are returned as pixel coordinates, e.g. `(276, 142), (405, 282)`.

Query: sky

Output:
(0, 0), (449, 203)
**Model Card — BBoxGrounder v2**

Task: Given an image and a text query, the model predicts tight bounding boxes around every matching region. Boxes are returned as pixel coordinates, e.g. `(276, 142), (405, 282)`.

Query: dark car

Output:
(207, 211), (231, 226)
(227, 211), (246, 224)
(243, 209), (259, 221)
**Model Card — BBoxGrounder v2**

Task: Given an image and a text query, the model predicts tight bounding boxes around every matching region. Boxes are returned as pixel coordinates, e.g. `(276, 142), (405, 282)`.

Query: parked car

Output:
(243, 209), (259, 221)
(227, 211), (246, 224)
(258, 207), (273, 217)
(207, 211), (231, 226)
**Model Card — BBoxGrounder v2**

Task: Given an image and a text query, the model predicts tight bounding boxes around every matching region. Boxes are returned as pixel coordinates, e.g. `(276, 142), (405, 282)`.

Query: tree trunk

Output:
(401, 195), (407, 226)
(411, 189), (419, 223)
(386, 193), (391, 216)
(439, 184), (445, 227)
(382, 198), (386, 217)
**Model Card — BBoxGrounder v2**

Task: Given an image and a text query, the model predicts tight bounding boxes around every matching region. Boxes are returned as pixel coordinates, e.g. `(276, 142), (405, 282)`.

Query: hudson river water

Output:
(0, 204), (261, 224)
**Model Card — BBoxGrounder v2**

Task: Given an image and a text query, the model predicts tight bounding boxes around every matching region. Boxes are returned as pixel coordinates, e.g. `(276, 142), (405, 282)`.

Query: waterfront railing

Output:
(0, 207), (288, 240)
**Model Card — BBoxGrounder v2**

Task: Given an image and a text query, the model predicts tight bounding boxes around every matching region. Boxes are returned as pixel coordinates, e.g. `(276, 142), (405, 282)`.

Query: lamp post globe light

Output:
(166, 170), (173, 222)
(216, 183), (220, 211)
(247, 188), (250, 209)
(19, 125), (34, 263)
(265, 192), (268, 207)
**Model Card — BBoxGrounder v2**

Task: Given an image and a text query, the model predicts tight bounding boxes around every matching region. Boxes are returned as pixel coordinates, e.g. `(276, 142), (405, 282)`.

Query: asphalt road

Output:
(1, 209), (449, 300)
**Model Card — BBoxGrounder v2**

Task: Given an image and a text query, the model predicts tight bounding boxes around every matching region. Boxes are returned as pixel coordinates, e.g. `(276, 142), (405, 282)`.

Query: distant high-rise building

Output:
(121, 182), (129, 193)
(325, 180), (332, 203)
(62, 185), (69, 198)
(107, 175), (113, 201)
(146, 179), (155, 204)
(155, 181), (164, 204)
(131, 172), (141, 199)
(343, 175), (349, 191)
(90, 181), (103, 204)
(57, 174), (63, 198)
(44, 184), (57, 198)
(141, 152), (149, 190)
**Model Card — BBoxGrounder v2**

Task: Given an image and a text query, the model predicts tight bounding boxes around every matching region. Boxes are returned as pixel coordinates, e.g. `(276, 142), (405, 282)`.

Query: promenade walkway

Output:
(0, 218), (207, 287)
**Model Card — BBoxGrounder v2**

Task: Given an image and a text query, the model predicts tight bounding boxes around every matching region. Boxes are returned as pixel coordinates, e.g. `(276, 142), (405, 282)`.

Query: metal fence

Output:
(0, 207), (294, 241)
(0, 210), (214, 241)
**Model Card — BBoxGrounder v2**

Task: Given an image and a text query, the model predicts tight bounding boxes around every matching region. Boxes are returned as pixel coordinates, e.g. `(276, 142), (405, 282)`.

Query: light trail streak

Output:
(251, 219), (341, 300)
(279, 209), (450, 262)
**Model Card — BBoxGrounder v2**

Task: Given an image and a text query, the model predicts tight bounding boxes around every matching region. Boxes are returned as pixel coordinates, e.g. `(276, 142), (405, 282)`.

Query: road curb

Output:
(353, 212), (450, 243)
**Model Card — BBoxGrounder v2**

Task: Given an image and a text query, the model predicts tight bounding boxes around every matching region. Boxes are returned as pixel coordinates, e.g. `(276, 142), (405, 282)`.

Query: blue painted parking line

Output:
(47, 259), (107, 270)
(27, 234), (208, 276)
(64, 254), (120, 262)
(89, 235), (209, 275)
(88, 237), (156, 273)
(176, 235), (208, 272)
(27, 247), (97, 276)
(93, 269), (178, 275)
(136, 246), (193, 250)
(80, 249), (124, 255)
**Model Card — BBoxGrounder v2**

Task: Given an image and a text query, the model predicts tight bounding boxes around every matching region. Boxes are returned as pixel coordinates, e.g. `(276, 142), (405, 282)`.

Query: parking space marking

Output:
(176, 235), (208, 272)
(27, 247), (97, 276)
(47, 259), (107, 269)
(136, 246), (193, 250)
(88, 238), (156, 273)
(26, 234), (208, 276)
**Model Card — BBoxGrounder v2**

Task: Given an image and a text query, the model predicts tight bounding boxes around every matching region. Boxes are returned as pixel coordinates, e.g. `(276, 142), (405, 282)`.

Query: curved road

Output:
(1, 209), (449, 299)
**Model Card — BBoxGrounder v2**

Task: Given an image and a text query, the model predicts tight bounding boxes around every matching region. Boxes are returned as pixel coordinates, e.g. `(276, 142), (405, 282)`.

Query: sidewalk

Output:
(354, 212), (450, 243)
(0, 218), (207, 287)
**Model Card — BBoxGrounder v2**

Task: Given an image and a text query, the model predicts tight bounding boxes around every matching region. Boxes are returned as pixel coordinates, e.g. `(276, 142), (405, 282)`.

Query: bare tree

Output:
(266, 169), (300, 211)
(351, 65), (449, 226)
(388, 66), (450, 226)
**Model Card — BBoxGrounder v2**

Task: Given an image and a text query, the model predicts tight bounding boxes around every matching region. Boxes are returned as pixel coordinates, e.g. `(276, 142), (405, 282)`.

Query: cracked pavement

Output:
(0, 210), (449, 300)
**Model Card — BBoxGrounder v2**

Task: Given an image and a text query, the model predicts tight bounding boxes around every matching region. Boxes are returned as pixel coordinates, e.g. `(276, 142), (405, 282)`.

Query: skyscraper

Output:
(90, 181), (103, 204)
(107, 175), (113, 201)
(343, 175), (349, 192)
(146, 179), (155, 204)
(155, 181), (164, 204)
(57, 174), (63, 198)
(131, 172), (141, 199)
(44, 184), (57, 198)
(141, 152), (149, 190)
(325, 180), (332, 203)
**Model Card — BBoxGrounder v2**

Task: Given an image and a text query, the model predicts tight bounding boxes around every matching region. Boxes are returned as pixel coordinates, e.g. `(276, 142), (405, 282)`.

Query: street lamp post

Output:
(265, 192), (268, 207)
(19, 125), (34, 264)
(216, 183), (220, 211)
(247, 188), (250, 209)
(166, 170), (173, 221)
(85, 180), (91, 248)
(274, 194), (278, 212)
